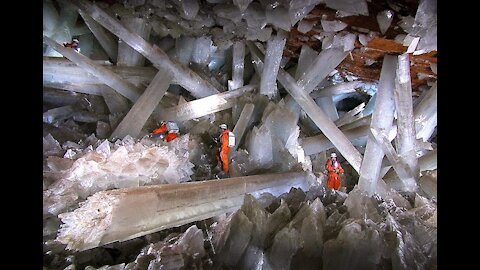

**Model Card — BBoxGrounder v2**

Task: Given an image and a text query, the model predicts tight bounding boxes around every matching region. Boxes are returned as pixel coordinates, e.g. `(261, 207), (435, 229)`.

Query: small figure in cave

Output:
(151, 121), (179, 142)
(216, 124), (235, 174)
(325, 152), (344, 190)
(63, 38), (80, 52)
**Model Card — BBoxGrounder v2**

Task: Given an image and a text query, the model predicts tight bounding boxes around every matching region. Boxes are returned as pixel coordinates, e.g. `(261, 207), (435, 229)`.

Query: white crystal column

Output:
(357, 55), (397, 196)
(158, 84), (256, 122)
(295, 45), (318, 79)
(247, 41), (363, 172)
(110, 70), (173, 140)
(414, 82), (437, 142)
(228, 41), (245, 91)
(43, 36), (142, 102)
(260, 33), (286, 98)
(57, 171), (310, 251)
(232, 103), (255, 150)
(78, 9), (118, 62)
(73, 0), (220, 98)
(394, 54), (419, 180)
(117, 17), (151, 67)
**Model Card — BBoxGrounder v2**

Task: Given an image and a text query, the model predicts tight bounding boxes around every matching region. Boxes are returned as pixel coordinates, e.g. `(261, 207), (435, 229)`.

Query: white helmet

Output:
(330, 152), (337, 158)
(219, 124), (227, 129)
(72, 38), (79, 43)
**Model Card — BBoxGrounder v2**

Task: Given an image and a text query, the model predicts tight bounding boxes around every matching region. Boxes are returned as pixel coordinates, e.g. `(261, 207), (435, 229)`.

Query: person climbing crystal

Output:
(325, 152), (344, 190)
(216, 124), (235, 174)
(63, 38), (80, 52)
(151, 121), (179, 142)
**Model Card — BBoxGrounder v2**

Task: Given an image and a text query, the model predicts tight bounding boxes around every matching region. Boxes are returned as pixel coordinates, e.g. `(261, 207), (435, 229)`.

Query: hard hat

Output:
(219, 124), (227, 129)
(330, 152), (337, 158)
(72, 38), (79, 43)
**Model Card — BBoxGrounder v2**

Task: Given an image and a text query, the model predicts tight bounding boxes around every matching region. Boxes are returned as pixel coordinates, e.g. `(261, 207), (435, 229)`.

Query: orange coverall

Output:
(152, 123), (167, 135)
(326, 159), (344, 190)
(165, 132), (178, 142)
(217, 129), (230, 173)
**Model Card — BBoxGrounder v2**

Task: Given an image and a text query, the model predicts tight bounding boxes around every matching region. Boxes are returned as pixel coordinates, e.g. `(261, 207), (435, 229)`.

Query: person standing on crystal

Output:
(216, 124), (235, 174)
(63, 38), (80, 53)
(325, 152), (344, 190)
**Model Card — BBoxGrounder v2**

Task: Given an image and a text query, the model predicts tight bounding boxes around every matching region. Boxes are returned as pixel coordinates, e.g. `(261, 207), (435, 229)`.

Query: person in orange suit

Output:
(151, 121), (167, 139)
(325, 152), (344, 190)
(165, 129), (178, 142)
(217, 124), (231, 174)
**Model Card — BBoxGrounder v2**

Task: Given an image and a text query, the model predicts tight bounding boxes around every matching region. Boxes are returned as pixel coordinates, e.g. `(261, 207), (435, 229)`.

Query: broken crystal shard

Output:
(43, 36), (142, 102)
(260, 33), (286, 98)
(158, 84), (256, 122)
(325, 0), (369, 16)
(44, 133), (64, 157)
(395, 54), (419, 178)
(78, 9), (118, 63)
(418, 170), (436, 199)
(357, 55), (397, 195)
(297, 19), (314, 34)
(377, 10), (394, 35)
(232, 103), (255, 150)
(241, 194), (269, 247)
(216, 211), (253, 267)
(110, 70), (173, 140)
(229, 41), (245, 91)
(43, 105), (75, 124)
(320, 19), (348, 32)
(73, 0), (220, 98)
(300, 198), (326, 257)
(233, 0), (253, 12)
(295, 45), (318, 80)
(316, 97), (339, 121)
(343, 186), (383, 222)
(117, 17), (151, 67)
(56, 171), (310, 251)
(332, 32), (357, 51)
(268, 227), (301, 270)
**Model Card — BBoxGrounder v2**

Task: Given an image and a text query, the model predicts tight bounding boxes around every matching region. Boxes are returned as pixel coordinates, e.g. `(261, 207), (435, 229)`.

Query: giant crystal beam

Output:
(117, 17), (151, 67)
(316, 97), (339, 121)
(301, 125), (369, 155)
(78, 9), (118, 63)
(157, 84), (256, 122)
(43, 57), (157, 87)
(110, 70), (173, 140)
(310, 81), (361, 100)
(228, 40), (245, 91)
(247, 41), (363, 172)
(394, 54), (419, 179)
(57, 171), (311, 251)
(72, 0), (220, 98)
(43, 36), (142, 102)
(357, 55), (397, 195)
(260, 33), (286, 97)
(232, 103), (255, 150)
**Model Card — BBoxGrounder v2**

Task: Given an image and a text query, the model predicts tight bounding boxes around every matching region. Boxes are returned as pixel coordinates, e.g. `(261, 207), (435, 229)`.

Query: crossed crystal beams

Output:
(247, 41), (363, 173)
(72, 0), (219, 99)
